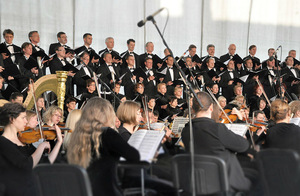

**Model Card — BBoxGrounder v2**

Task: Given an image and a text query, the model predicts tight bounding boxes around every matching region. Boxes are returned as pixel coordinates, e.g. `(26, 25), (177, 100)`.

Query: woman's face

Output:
(12, 112), (27, 131)
(51, 110), (62, 125)
(27, 115), (38, 128)
(136, 85), (144, 94)
(136, 109), (142, 124)
(259, 100), (266, 110)
(256, 86), (262, 95)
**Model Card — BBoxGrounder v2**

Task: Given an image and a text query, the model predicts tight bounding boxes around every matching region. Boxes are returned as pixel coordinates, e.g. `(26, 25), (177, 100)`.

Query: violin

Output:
(18, 125), (72, 144)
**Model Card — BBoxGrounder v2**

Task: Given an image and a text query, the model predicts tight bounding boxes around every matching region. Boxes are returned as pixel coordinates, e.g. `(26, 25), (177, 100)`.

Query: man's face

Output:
(87, 82), (96, 93)
(268, 49), (275, 57)
(145, 59), (153, 69)
(84, 35), (93, 46)
(245, 59), (253, 69)
(81, 53), (90, 65)
(189, 48), (196, 57)
(227, 60), (235, 70)
(23, 44), (33, 56)
(146, 43), (154, 53)
(58, 34), (68, 45)
(114, 85), (121, 94)
(289, 51), (296, 58)
(249, 47), (257, 56)
(30, 32), (40, 44)
(228, 44), (236, 55)
(235, 87), (242, 95)
(56, 47), (66, 58)
(106, 38), (114, 49)
(12, 96), (23, 104)
(211, 85), (219, 94)
(207, 47), (215, 56)
(185, 57), (192, 67)
(4, 33), (14, 44)
(126, 56), (135, 67)
(207, 59), (215, 69)
(286, 57), (294, 66)
(166, 57), (174, 66)
(104, 53), (112, 64)
(267, 59), (275, 68)
(128, 41), (135, 51)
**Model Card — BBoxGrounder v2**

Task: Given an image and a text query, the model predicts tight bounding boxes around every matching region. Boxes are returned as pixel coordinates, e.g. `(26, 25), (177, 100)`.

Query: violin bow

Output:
(141, 95), (151, 130)
(206, 87), (232, 124)
(255, 78), (271, 107)
(29, 79), (44, 141)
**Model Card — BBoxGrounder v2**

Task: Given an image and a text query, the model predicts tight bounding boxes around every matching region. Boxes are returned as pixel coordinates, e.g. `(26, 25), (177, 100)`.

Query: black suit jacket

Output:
(135, 67), (157, 97)
(96, 63), (120, 91)
(98, 48), (120, 65)
(120, 50), (140, 69)
(281, 66), (300, 94)
(139, 53), (162, 70)
(120, 66), (136, 100)
(219, 70), (239, 101)
(73, 64), (94, 95)
(0, 43), (22, 67)
(48, 42), (72, 55)
(182, 117), (251, 191)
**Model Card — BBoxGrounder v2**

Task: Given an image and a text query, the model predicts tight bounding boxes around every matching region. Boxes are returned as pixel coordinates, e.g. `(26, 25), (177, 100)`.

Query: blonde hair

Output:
(270, 99), (290, 122)
(65, 109), (82, 131)
(289, 100), (300, 117)
(174, 86), (182, 93)
(26, 110), (37, 121)
(117, 101), (140, 126)
(64, 109), (82, 149)
(157, 83), (166, 91)
(43, 106), (62, 123)
(67, 98), (116, 168)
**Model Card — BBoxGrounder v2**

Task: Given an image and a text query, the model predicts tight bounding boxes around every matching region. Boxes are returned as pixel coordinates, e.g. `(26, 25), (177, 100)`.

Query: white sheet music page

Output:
(224, 124), (248, 137)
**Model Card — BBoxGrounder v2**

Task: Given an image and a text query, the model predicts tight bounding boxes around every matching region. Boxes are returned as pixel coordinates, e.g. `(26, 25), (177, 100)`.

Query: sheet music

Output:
(171, 117), (189, 136)
(150, 123), (165, 131)
(127, 129), (165, 162)
(225, 123), (248, 136)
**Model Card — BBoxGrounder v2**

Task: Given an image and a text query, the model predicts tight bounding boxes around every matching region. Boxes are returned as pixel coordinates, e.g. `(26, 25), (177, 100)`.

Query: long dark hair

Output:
(0, 103), (26, 126)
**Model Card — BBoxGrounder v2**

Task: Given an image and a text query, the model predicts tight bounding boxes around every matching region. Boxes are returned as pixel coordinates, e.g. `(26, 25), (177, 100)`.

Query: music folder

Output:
(125, 129), (165, 163)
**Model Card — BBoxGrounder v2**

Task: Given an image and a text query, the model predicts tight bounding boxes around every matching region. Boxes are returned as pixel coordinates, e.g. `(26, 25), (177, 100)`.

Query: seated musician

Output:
(67, 97), (140, 196)
(42, 106), (63, 126)
(116, 101), (141, 141)
(263, 99), (300, 154)
(181, 91), (251, 192)
(107, 82), (126, 109)
(218, 96), (227, 109)
(289, 100), (300, 126)
(0, 103), (62, 196)
(9, 92), (24, 104)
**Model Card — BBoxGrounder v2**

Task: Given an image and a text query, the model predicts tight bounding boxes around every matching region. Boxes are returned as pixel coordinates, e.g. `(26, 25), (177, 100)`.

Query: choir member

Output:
(132, 83), (144, 107)
(219, 59), (239, 101)
(73, 52), (94, 96)
(248, 84), (265, 115)
(165, 96), (182, 122)
(243, 45), (261, 70)
(261, 48), (280, 68)
(161, 55), (180, 95)
(220, 44), (243, 73)
(155, 83), (168, 119)
(96, 52), (120, 91)
(108, 82), (126, 109)
(210, 83), (220, 99)
(203, 58), (220, 86)
(241, 58), (259, 98)
(187, 44), (202, 68)
(0, 103), (62, 196)
(98, 37), (121, 65)
(201, 44), (221, 70)
(181, 91), (251, 192)
(67, 97), (140, 196)
(147, 96), (156, 112)
(139, 42), (162, 69)
(120, 55), (137, 99)
(48, 32), (73, 58)
(260, 57), (277, 99)
(63, 97), (77, 122)
(117, 100), (142, 141)
(134, 57), (157, 97)
(281, 56), (300, 94)
(120, 39), (140, 69)
(0, 29), (21, 66)
(74, 33), (99, 67)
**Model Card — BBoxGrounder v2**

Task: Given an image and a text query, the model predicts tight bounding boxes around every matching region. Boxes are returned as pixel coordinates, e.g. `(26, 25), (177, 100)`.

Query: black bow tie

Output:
(35, 45), (40, 48)
(129, 68), (134, 71)
(268, 68), (274, 71)
(228, 71), (233, 73)
(147, 53), (153, 56)
(168, 67), (173, 69)
(108, 50), (112, 53)
(6, 45), (13, 47)
(129, 52), (134, 55)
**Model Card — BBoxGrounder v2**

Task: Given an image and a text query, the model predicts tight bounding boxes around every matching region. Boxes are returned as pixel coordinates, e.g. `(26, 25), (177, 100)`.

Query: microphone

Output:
(275, 45), (282, 53)
(137, 8), (165, 27)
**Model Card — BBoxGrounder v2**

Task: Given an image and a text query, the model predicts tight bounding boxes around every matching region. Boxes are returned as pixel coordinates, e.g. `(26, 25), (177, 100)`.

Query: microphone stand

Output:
(148, 16), (203, 196)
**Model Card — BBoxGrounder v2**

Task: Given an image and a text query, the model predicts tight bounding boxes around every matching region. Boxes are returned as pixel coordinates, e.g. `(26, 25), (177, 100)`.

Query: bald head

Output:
(228, 44), (236, 56)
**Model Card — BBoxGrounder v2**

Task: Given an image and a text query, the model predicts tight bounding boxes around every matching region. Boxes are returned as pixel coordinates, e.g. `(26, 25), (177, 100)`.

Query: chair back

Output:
(172, 154), (229, 195)
(257, 149), (300, 196)
(34, 164), (93, 196)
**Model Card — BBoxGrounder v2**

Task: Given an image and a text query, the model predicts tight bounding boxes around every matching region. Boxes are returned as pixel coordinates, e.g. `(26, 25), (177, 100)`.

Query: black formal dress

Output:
(182, 117), (251, 191)
(117, 125), (131, 142)
(87, 127), (140, 196)
(0, 136), (48, 196)
(263, 123), (300, 154)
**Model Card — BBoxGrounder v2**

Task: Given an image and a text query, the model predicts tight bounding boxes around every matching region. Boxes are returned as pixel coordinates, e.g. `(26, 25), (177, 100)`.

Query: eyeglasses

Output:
(54, 114), (62, 118)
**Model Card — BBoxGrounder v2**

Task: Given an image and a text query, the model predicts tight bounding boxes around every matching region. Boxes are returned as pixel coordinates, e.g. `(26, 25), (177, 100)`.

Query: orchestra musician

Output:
(181, 91), (251, 192)
(67, 97), (140, 196)
(0, 103), (62, 196)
